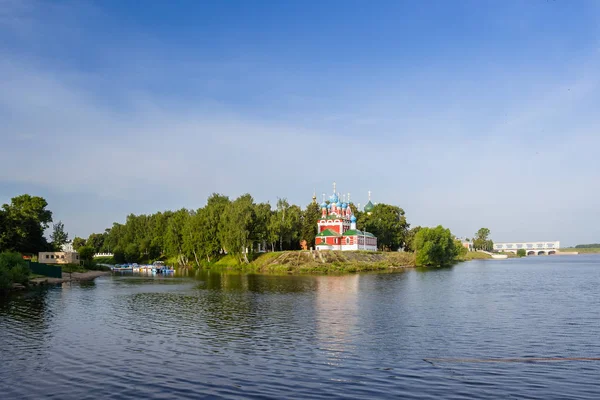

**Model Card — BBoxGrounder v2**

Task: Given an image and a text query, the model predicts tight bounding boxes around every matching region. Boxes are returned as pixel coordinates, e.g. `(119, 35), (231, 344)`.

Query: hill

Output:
(212, 251), (416, 274)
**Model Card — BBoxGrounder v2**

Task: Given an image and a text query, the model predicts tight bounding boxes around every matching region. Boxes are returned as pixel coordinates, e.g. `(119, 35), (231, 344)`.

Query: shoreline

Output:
(211, 250), (417, 274)
(11, 271), (111, 291)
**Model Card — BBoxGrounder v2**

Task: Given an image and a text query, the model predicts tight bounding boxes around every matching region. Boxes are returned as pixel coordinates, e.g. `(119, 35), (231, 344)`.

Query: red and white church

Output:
(315, 183), (378, 251)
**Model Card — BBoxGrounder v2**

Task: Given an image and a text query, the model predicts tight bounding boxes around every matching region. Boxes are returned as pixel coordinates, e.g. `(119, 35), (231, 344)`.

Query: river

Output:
(1, 255), (600, 399)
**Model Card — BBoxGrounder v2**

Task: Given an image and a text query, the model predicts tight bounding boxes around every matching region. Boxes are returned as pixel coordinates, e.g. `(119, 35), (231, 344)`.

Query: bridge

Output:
(494, 241), (560, 256)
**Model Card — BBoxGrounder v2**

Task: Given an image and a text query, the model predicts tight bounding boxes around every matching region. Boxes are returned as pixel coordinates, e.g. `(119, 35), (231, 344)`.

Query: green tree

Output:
(87, 232), (105, 253)
(219, 194), (256, 263)
(404, 226), (422, 252)
(454, 238), (468, 259)
(270, 198), (301, 251)
(301, 202), (321, 249)
(414, 225), (457, 266)
(78, 246), (95, 266)
(50, 220), (69, 251)
(165, 209), (191, 266)
(72, 236), (86, 251)
(253, 202), (273, 252)
(124, 243), (139, 263)
(112, 247), (125, 264)
(473, 228), (493, 251)
(517, 248), (526, 257)
(0, 194), (53, 253)
(0, 252), (31, 290)
(203, 194), (230, 259)
(358, 204), (409, 251)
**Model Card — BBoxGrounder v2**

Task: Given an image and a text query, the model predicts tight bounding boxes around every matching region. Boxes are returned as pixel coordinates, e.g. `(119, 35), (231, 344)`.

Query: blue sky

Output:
(1, 0), (599, 245)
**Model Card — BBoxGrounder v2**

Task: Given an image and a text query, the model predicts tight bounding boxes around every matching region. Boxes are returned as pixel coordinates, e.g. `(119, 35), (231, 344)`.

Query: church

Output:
(315, 183), (378, 251)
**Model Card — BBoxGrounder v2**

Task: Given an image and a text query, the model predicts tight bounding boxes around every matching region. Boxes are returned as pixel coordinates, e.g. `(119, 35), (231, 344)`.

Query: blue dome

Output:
(336, 201), (342, 207)
(330, 193), (339, 203)
(320, 202), (327, 208)
(351, 215), (357, 222)
(342, 203), (347, 209)
(327, 203), (332, 209)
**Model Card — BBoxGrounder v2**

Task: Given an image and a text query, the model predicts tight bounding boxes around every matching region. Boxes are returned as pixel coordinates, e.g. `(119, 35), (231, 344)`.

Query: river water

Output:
(1, 255), (600, 399)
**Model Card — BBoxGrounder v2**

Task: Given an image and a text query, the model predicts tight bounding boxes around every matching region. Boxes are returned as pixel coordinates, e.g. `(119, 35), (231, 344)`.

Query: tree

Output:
(50, 221), (69, 251)
(517, 248), (526, 257)
(0, 252), (31, 290)
(219, 194), (256, 263)
(72, 237), (86, 251)
(78, 246), (95, 266)
(270, 198), (301, 251)
(253, 202), (273, 252)
(165, 209), (191, 266)
(124, 243), (139, 263)
(0, 194), (53, 253)
(404, 226), (422, 252)
(454, 238), (468, 259)
(300, 202), (321, 249)
(473, 228), (493, 251)
(414, 225), (457, 266)
(203, 194), (230, 259)
(87, 233), (105, 253)
(358, 204), (409, 251)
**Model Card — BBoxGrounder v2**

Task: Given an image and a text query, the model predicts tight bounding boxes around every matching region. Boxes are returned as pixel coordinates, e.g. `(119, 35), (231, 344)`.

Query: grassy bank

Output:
(93, 256), (115, 264)
(460, 251), (492, 261)
(559, 248), (600, 253)
(209, 251), (416, 274)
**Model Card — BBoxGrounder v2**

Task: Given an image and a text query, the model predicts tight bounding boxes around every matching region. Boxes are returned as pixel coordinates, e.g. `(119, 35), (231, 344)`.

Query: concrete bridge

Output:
(494, 241), (560, 256)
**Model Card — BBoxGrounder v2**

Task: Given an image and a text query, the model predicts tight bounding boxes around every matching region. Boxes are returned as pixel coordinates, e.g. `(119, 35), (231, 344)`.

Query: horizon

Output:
(1, 0), (599, 246)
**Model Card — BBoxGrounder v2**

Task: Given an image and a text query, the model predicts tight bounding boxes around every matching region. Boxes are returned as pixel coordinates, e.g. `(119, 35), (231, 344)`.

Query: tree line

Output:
(1, 193), (481, 269)
(73, 193), (414, 266)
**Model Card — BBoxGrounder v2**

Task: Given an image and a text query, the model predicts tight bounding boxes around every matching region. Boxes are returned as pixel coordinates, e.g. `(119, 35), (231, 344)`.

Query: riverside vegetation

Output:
(1, 192), (496, 283)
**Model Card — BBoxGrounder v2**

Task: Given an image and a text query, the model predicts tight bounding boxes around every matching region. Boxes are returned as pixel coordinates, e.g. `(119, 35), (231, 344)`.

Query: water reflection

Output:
(3, 257), (600, 399)
(314, 275), (359, 362)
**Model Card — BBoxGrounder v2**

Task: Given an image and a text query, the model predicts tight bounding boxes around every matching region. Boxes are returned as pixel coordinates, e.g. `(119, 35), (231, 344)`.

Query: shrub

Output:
(414, 226), (457, 267)
(0, 252), (31, 290)
(517, 248), (526, 257)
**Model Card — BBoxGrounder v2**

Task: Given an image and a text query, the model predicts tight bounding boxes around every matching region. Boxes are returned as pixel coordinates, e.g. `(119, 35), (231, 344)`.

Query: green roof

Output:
(342, 229), (375, 237)
(316, 229), (341, 237)
(320, 215), (346, 221)
(364, 201), (374, 212)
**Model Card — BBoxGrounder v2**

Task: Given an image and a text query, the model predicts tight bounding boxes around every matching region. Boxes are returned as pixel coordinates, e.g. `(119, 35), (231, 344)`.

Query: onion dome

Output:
(350, 215), (357, 223)
(336, 201), (342, 208)
(342, 202), (347, 209)
(321, 201), (327, 209)
(364, 201), (374, 213)
(330, 193), (339, 203)
(327, 203), (332, 209)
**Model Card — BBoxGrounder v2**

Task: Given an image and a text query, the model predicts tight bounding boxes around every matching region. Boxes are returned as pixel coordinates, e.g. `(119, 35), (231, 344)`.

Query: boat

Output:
(152, 261), (175, 274)
(112, 264), (133, 271)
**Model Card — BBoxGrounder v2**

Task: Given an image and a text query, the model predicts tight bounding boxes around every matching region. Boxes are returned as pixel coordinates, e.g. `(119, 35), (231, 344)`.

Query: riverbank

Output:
(212, 251), (416, 273)
(559, 247), (598, 254)
(10, 270), (111, 291)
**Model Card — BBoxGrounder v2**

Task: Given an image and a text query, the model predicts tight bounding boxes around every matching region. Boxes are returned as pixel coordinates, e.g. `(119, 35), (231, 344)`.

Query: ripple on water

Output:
(2, 260), (600, 399)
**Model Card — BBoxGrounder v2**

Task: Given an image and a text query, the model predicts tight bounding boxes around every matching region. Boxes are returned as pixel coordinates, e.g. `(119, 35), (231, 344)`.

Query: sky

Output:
(1, 0), (599, 246)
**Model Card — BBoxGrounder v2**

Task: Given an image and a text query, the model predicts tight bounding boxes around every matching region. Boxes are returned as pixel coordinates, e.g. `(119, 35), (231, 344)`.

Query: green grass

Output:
(93, 256), (115, 264)
(460, 251), (492, 261)
(559, 247), (600, 253)
(60, 264), (87, 273)
(201, 251), (416, 274)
